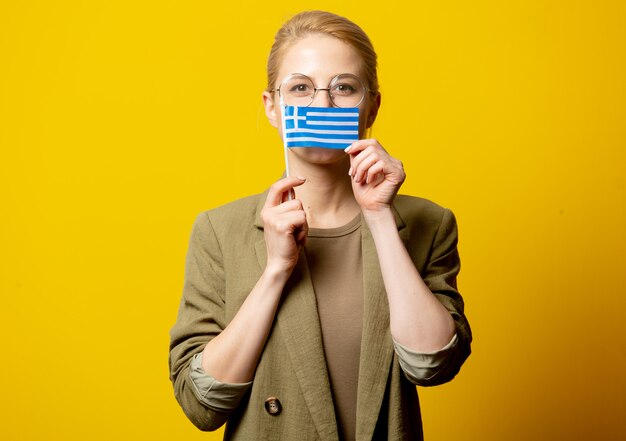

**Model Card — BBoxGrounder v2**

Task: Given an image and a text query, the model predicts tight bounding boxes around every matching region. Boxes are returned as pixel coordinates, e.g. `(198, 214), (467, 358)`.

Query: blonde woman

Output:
(170, 10), (471, 441)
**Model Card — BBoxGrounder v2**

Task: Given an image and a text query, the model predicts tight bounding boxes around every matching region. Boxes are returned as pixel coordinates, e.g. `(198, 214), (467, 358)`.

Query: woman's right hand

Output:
(198, 176), (308, 384)
(260, 176), (308, 274)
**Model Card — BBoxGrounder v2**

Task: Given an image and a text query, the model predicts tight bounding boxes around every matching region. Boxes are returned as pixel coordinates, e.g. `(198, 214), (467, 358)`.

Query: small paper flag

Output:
(283, 105), (359, 149)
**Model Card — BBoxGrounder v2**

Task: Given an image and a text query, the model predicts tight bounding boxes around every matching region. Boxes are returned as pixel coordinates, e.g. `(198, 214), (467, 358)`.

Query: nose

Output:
(311, 88), (333, 107)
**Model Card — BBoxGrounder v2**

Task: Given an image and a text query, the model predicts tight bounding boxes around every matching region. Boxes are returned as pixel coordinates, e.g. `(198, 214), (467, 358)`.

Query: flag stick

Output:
(280, 96), (293, 200)
(280, 96), (290, 178)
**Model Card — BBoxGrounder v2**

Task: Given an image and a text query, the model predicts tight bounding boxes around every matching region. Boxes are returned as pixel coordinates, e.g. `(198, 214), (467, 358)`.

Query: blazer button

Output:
(264, 397), (282, 415)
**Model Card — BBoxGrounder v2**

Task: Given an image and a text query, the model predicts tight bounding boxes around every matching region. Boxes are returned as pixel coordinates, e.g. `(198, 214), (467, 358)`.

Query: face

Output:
(262, 34), (380, 165)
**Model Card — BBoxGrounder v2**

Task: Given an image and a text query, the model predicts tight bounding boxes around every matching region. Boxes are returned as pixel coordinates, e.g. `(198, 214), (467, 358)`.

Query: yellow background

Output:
(1, 0), (625, 440)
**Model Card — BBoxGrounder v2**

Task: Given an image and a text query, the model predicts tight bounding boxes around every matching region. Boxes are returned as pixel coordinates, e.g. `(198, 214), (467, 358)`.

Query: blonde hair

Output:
(266, 11), (379, 94)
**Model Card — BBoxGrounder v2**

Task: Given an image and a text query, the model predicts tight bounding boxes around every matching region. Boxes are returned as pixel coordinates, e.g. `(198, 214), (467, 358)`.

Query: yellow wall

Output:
(1, 1), (624, 440)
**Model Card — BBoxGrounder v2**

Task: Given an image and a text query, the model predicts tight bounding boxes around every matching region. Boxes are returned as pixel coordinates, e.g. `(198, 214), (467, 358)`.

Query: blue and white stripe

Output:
(284, 105), (359, 149)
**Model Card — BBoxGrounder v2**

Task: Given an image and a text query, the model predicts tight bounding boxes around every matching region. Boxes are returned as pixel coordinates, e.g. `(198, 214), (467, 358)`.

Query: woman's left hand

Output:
(345, 139), (406, 213)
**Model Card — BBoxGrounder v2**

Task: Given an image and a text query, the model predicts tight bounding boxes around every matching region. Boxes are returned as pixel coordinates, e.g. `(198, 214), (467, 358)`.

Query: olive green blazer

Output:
(169, 192), (471, 440)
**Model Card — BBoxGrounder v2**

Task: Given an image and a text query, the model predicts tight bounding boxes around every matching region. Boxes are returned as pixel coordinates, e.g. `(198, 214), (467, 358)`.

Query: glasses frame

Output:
(274, 73), (376, 108)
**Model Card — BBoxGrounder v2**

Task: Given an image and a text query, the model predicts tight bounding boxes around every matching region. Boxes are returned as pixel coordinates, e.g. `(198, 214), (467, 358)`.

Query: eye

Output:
(332, 83), (357, 96)
(288, 83), (313, 95)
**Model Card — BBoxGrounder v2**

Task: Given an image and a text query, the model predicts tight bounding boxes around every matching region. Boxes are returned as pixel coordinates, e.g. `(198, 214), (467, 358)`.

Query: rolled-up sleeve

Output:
(393, 333), (462, 385)
(189, 352), (252, 412)
(404, 207), (472, 386)
(169, 212), (239, 431)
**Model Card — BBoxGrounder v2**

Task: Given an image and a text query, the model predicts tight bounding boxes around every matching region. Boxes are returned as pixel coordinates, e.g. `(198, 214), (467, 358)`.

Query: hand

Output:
(345, 139), (406, 213)
(260, 176), (308, 274)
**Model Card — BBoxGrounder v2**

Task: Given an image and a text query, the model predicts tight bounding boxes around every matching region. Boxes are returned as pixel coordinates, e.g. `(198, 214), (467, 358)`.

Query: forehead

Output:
(276, 34), (364, 85)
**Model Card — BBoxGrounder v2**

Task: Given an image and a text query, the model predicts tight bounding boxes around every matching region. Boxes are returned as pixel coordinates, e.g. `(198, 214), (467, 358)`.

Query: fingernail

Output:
(296, 176), (306, 181)
(344, 145), (352, 153)
(348, 167), (353, 176)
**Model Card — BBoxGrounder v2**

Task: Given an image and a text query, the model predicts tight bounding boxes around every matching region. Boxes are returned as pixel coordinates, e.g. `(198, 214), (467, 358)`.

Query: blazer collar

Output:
(253, 192), (406, 440)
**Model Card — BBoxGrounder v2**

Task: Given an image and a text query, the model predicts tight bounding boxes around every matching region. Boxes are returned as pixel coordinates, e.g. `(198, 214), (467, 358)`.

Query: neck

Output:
(288, 154), (360, 229)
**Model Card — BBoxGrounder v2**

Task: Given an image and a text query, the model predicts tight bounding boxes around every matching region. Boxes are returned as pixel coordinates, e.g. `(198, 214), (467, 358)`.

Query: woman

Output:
(169, 10), (471, 441)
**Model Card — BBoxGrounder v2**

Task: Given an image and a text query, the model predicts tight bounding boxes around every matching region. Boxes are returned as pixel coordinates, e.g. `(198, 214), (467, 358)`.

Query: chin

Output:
(290, 147), (348, 165)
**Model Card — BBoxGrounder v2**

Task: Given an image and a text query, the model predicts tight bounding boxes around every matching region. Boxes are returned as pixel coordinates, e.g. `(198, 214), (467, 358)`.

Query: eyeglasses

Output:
(274, 73), (374, 108)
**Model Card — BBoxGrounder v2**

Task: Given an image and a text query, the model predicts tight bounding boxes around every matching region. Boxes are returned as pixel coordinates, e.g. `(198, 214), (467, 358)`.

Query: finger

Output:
(345, 138), (384, 155)
(294, 217), (309, 246)
(350, 145), (381, 179)
(281, 187), (297, 203)
(261, 199), (304, 228)
(264, 176), (306, 208)
(296, 235), (307, 247)
(353, 151), (381, 183)
(275, 211), (307, 234)
(269, 198), (304, 215)
(348, 140), (391, 167)
(295, 231), (307, 247)
(365, 160), (386, 184)
(264, 211), (306, 237)
(347, 145), (371, 176)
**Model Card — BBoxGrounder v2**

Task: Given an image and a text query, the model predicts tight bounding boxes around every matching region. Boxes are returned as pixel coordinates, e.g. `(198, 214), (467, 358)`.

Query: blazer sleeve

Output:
(169, 212), (241, 431)
(406, 207), (472, 387)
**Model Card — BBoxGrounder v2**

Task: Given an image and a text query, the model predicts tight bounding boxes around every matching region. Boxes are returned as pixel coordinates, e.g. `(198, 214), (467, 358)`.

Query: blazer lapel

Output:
(253, 195), (406, 441)
(253, 197), (339, 441)
(355, 207), (406, 441)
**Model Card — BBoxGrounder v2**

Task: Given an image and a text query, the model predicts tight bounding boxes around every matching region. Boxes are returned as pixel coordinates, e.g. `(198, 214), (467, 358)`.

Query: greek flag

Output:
(283, 105), (359, 149)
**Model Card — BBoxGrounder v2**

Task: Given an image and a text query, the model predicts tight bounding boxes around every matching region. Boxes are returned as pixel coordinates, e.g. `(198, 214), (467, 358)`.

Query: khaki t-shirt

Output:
(305, 215), (363, 441)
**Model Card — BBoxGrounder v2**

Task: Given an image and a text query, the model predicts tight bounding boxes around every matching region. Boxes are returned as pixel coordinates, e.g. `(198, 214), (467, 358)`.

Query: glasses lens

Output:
(329, 74), (365, 108)
(279, 74), (315, 106)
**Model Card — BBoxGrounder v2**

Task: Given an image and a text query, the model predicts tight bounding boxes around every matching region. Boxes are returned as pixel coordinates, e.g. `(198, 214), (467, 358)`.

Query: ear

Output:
(365, 92), (381, 128)
(262, 91), (279, 129)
